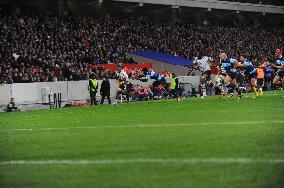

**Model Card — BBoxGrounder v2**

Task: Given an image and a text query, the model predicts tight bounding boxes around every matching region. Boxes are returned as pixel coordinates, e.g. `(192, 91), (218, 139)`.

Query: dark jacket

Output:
(100, 80), (110, 96)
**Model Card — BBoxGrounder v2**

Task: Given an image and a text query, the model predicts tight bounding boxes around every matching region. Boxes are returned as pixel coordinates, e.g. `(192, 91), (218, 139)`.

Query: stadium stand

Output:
(0, 7), (283, 84)
(218, 0), (284, 6)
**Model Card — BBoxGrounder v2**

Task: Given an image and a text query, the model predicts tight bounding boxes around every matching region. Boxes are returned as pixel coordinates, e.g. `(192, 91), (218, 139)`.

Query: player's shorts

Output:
(276, 71), (284, 78)
(227, 72), (237, 80)
(248, 72), (257, 79)
(257, 78), (264, 86)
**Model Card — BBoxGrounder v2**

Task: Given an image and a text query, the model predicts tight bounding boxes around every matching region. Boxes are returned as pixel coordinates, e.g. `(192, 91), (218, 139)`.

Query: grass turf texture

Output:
(0, 91), (284, 188)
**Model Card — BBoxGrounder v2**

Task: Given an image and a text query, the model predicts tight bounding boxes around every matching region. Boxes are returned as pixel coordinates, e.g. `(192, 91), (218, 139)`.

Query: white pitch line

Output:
(1, 158), (284, 165)
(10, 120), (284, 132)
(219, 109), (284, 113)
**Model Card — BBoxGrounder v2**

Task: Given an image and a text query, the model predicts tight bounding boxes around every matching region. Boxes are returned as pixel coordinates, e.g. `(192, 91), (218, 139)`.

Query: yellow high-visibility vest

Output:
(170, 77), (177, 90)
(88, 79), (98, 92)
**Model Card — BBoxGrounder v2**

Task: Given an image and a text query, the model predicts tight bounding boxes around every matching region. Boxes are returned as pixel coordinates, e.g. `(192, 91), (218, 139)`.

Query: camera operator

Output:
(5, 98), (21, 112)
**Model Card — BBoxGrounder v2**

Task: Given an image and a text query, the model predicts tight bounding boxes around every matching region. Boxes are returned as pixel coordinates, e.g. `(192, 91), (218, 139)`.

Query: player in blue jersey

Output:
(218, 53), (241, 99)
(272, 49), (284, 89)
(237, 54), (258, 98)
(141, 68), (167, 85)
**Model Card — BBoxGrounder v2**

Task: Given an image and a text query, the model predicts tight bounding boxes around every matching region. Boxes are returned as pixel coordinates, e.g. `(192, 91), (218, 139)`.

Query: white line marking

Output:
(10, 121), (284, 132)
(219, 109), (284, 113)
(218, 111), (231, 113)
(1, 158), (284, 165)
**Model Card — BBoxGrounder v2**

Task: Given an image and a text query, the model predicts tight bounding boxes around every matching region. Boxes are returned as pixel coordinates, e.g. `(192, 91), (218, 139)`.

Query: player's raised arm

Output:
(272, 64), (284, 69)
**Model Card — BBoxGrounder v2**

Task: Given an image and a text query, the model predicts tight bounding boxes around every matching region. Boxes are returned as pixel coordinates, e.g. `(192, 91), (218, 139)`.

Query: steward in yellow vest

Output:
(170, 74), (179, 90)
(88, 74), (98, 105)
(170, 74), (180, 101)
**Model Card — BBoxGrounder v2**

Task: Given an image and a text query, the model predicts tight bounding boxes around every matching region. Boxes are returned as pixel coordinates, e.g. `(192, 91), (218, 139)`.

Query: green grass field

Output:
(1, 91), (284, 188)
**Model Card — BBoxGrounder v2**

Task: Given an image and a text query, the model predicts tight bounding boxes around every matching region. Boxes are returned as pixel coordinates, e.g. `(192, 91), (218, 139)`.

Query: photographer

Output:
(4, 98), (21, 112)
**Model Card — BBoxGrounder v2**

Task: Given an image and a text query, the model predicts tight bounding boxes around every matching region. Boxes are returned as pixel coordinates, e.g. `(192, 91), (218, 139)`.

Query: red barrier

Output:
(92, 63), (152, 73)
(32, 63), (152, 74)
(70, 101), (89, 107)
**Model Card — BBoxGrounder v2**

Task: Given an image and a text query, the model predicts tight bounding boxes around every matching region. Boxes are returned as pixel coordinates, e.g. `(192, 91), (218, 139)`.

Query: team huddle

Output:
(213, 48), (284, 99)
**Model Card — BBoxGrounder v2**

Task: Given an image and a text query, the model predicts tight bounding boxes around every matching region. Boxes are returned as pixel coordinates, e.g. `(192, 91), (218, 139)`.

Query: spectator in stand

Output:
(57, 70), (65, 81)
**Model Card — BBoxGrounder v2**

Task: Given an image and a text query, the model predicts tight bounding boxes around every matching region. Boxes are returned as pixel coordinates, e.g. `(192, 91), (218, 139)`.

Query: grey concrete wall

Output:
(0, 76), (202, 105)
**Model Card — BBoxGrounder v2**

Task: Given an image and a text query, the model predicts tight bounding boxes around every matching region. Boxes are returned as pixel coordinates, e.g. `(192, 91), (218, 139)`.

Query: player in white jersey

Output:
(193, 54), (212, 80)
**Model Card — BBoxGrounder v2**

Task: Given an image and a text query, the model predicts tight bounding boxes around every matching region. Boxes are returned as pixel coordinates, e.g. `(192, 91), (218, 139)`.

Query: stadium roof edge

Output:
(112, 0), (284, 14)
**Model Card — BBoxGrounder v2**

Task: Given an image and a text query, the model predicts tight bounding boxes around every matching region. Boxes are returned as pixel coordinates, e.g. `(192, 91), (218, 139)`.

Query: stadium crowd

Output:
(219, 0), (284, 6)
(0, 10), (283, 84)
